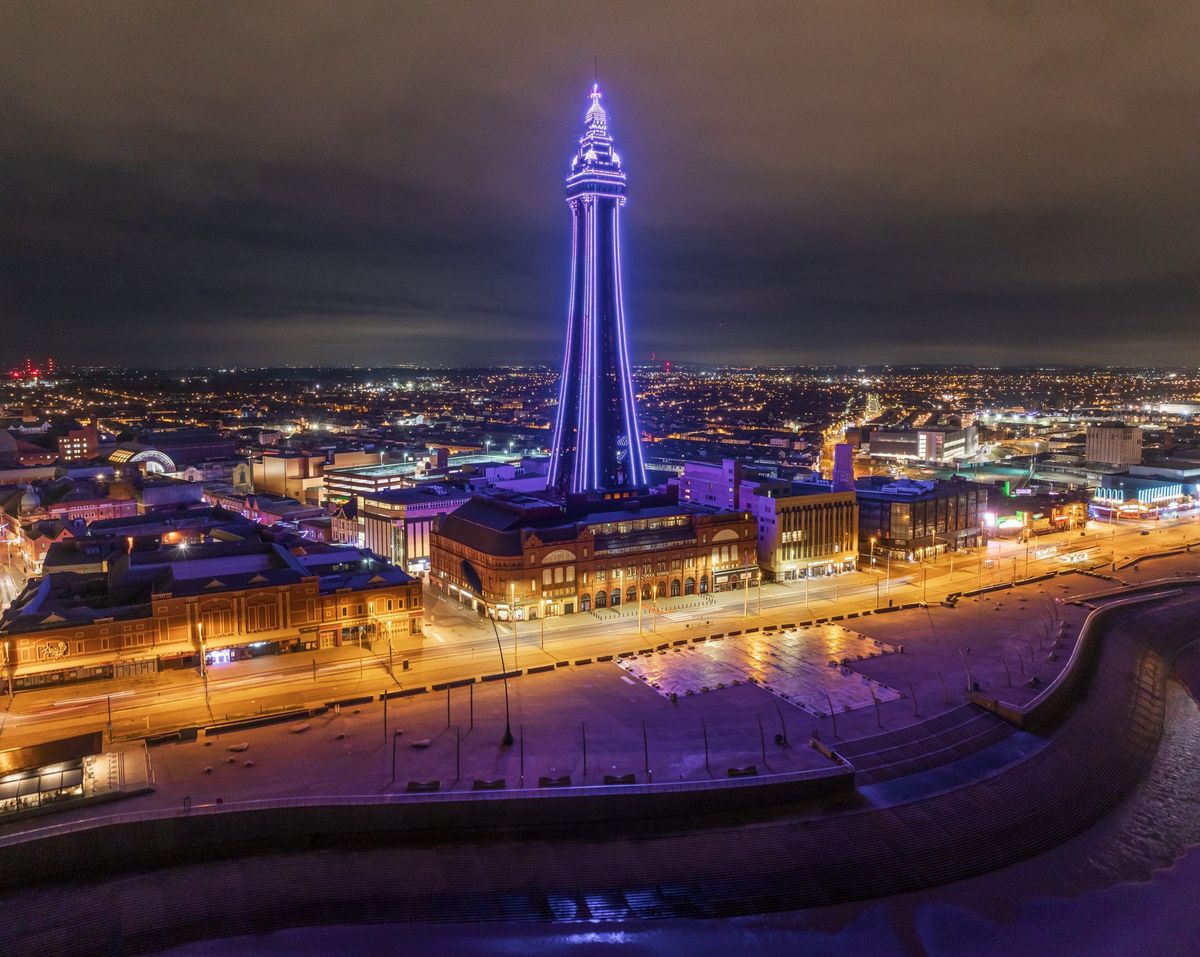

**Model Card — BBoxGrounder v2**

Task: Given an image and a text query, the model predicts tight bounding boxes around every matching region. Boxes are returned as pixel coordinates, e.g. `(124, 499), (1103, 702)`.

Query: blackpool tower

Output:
(547, 84), (647, 496)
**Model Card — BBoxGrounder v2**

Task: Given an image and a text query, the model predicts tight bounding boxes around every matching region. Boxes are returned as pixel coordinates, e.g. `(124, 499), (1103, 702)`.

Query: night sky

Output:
(3, 2), (1198, 368)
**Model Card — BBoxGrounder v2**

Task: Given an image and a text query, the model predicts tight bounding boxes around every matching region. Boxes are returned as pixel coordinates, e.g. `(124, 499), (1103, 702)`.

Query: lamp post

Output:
(637, 568), (643, 637)
(197, 620), (209, 708)
(371, 600), (394, 679)
(488, 615), (514, 747)
(870, 537), (876, 569)
(510, 580), (518, 668)
(540, 597), (547, 649)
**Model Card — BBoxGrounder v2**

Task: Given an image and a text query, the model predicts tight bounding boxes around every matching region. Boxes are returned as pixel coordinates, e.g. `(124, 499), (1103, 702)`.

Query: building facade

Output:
(362, 486), (472, 574)
(547, 85), (647, 495)
(989, 489), (1090, 538)
(868, 427), (977, 463)
(1085, 423), (1143, 467)
(856, 476), (989, 561)
(430, 492), (757, 620)
(1, 541), (421, 691)
(250, 449), (328, 503)
(57, 424), (100, 462)
(674, 460), (858, 581)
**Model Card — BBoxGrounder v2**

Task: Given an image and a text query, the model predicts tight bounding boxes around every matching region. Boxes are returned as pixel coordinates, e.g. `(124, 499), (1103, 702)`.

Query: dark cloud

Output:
(1, 1), (1197, 366)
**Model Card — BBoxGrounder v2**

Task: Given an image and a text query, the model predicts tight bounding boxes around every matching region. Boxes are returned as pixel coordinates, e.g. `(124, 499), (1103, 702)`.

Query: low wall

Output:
(0, 765), (853, 891)
(970, 581), (1195, 733)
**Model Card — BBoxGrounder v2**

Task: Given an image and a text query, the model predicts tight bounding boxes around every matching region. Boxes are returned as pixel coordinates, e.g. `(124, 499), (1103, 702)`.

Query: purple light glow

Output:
(548, 85), (646, 496)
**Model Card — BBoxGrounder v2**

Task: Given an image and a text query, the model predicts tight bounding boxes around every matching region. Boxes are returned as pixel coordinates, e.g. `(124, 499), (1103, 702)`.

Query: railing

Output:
(0, 762), (850, 851)
(970, 578), (1197, 732)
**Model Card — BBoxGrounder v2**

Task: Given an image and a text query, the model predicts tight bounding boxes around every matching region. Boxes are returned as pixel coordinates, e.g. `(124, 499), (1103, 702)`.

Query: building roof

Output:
(855, 475), (988, 500)
(1, 540), (413, 635)
(362, 485), (473, 507)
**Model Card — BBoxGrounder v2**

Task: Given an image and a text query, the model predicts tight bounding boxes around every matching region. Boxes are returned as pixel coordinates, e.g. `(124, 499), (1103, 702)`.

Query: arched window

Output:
(642, 584), (652, 601)
(595, 590), (606, 608)
(611, 589), (621, 607)
(580, 593), (591, 612)
(670, 579), (681, 597)
(700, 575), (709, 594)
(626, 586), (636, 604)
(656, 581), (666, 598)
(684, 576), (695, 595)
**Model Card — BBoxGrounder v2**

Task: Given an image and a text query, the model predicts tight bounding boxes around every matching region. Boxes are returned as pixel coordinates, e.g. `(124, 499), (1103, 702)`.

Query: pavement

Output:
(6, 578), (1200, 957)
(3, 556), (1156, 839)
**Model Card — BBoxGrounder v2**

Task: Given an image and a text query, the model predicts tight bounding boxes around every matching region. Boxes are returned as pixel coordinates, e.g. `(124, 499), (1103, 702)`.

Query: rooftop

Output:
(1, 541), (413, 635)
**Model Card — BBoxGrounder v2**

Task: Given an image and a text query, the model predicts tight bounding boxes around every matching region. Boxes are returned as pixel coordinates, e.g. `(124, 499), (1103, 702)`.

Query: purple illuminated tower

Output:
(547, 84), (647, 496)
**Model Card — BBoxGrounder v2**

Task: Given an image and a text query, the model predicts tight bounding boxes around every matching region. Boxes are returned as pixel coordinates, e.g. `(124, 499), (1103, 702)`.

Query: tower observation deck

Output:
(547, 85), (647, 496)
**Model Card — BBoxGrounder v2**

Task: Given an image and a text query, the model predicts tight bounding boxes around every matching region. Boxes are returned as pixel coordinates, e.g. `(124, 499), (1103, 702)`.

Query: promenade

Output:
(1, 568), (1094, 830)
(6, 510), (1191, 753)
(0, 535), (1197, 957)
(2, 562), (1197, 956)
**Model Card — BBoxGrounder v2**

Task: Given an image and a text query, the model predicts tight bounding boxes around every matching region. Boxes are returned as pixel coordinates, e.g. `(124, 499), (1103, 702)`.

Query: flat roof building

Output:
(868, 426), (977, 464)
(674, 459), (858, 581)
(855, 476), (989, 561)
(362, 485), (473, 574)
(1085, 423), (1143, 467)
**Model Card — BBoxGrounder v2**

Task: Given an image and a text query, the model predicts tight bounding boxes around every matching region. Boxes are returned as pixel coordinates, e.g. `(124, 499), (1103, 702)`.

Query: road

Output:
(1, 510), (1197, 751)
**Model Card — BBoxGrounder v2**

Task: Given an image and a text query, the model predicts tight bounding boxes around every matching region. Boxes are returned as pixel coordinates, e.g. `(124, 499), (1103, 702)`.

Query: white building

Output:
(1085, 423), (1142, 467)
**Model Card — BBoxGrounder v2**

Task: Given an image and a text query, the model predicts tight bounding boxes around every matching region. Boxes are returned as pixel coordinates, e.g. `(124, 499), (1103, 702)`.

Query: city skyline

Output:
(3, 9), (1200, 954)
(3, 2), (1199, 369)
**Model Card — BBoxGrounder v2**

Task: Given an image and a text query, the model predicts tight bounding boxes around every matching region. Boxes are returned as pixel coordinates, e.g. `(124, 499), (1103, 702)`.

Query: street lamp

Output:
(371, 600), (394, 678)
(196, 619), (209, 707)
(510, 580), (518, 667)
(870, 537), (877, 568)
(488, 614), (514, 747)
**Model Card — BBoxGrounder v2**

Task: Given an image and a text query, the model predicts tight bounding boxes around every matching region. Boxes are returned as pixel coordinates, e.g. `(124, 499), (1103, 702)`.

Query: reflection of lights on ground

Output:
(619, 624), (900, 716)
